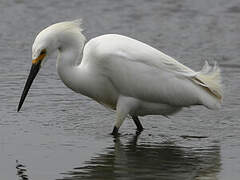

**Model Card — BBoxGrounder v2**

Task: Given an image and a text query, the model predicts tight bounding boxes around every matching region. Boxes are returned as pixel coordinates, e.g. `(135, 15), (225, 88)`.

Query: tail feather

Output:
(192, 61), (223, 102)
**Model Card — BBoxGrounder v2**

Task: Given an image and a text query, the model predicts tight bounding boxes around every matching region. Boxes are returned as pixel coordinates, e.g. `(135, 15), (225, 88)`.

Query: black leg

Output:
(132, 115), (143, 132)
(111, 126), (119, 137)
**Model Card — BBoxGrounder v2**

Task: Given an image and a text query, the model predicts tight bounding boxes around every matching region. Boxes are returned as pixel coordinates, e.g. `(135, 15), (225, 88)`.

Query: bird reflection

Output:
(58, 135), (221, 180)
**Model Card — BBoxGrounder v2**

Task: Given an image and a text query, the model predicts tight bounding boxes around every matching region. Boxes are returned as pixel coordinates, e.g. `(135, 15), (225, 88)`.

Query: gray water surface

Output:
(1, 0), (240, 179)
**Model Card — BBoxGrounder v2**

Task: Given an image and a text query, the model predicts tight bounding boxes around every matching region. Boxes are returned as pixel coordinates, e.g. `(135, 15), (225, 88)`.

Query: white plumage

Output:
(18, 20), (223, 135)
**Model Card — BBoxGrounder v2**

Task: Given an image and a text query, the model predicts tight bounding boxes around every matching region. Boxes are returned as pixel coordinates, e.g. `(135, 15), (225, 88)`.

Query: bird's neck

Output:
(56, 34), (89, 94)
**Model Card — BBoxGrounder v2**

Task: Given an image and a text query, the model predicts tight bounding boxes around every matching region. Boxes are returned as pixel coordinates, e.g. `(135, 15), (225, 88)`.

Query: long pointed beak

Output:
(17, 62), (41, 111)
(17, 51), (46, 112)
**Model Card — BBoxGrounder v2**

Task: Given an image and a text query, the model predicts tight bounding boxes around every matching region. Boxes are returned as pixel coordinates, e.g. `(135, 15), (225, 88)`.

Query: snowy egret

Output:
(18, 20), (223, 136)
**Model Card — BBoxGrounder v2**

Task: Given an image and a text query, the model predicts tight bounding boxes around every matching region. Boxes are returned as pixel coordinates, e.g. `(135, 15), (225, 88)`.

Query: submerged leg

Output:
(111, 107), (129, 137)
(132, 115), (144, 132)
(111, 96), (138, 136)
(111, 101), (128, 137)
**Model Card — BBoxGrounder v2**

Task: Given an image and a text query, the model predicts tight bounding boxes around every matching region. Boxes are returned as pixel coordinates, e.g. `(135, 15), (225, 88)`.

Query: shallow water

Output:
(1, 0), (240, 179)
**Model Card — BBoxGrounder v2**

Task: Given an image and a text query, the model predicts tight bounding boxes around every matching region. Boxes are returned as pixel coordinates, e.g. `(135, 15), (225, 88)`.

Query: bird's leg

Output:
(111, 96), (135, 136)
(111, 111), (127, 137)
(132, 115), (144, 133)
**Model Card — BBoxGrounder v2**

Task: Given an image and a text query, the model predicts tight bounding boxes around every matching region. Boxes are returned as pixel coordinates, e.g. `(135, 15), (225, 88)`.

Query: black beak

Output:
(17, 62), (41, 112)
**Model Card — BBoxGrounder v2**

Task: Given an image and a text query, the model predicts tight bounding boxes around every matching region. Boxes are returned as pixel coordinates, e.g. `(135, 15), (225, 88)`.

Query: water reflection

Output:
(58, 135), (221, 180)
(16, 160), (29, 180)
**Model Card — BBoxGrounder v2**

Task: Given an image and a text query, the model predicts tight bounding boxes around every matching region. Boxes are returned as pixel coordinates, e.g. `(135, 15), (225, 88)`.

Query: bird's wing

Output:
(84, 35), (203, 106)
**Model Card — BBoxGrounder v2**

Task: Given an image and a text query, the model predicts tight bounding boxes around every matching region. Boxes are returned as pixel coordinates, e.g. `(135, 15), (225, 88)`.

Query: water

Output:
(0, 0), (240, 179)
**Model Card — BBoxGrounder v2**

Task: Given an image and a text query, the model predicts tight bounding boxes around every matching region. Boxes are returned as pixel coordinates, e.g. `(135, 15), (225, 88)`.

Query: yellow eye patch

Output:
(32, 50), (46, 64)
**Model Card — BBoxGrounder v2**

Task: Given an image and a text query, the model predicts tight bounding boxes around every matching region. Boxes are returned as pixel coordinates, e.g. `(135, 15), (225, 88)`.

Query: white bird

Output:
(18, 20), (223, 136)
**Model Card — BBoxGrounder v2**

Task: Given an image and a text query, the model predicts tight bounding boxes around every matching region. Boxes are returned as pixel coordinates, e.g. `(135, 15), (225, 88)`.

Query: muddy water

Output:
(0, 0), (240, 179)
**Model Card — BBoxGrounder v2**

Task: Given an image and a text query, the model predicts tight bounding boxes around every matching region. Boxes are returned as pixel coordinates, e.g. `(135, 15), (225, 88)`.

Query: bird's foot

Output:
(110, 126), (120, 137)
(136, 128), (144, 135)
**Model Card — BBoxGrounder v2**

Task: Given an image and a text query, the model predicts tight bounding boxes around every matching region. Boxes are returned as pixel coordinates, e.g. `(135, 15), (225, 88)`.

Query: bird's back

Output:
(85, 34), (195, 75)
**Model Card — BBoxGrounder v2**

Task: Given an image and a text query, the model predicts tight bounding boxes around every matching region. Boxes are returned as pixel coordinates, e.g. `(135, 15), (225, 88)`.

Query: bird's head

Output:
(31, 26), (60, 67)
(17, 20), (84, 112)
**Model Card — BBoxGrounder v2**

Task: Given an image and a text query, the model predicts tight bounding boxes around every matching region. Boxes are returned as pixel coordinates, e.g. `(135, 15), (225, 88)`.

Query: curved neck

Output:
(56, 33), (87, 93)
(57, 31), (85, 66)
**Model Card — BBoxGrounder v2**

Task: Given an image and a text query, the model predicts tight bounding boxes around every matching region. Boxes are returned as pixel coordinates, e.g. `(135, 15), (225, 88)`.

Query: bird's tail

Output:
(192, 61), (223, 109)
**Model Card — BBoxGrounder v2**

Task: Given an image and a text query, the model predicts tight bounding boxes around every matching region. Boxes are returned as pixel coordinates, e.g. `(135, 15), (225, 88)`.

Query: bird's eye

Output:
(40, 49), (46, 55)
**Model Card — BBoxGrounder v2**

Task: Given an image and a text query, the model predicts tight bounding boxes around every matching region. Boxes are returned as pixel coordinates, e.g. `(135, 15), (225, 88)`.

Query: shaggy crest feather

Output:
(70, 19), (84, 31)
(39, 19), (84, 36)
(56, 19), (83, 32)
